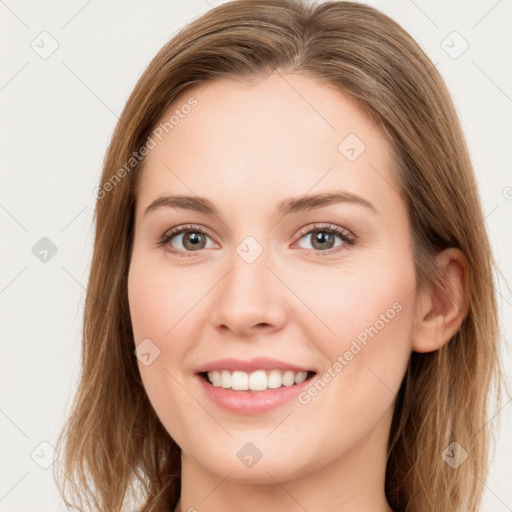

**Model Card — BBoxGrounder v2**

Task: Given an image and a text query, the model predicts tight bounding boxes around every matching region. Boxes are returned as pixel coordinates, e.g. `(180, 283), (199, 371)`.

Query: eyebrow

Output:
(143, 191), (377, 218)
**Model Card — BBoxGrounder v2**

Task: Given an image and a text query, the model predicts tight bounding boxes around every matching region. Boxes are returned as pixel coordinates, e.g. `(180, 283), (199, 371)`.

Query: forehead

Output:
(136, 72), (400, 215)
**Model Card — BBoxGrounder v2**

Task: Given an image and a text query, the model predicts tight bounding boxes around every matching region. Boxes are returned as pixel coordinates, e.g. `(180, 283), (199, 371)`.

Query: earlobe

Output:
(412, 248), (470, 353)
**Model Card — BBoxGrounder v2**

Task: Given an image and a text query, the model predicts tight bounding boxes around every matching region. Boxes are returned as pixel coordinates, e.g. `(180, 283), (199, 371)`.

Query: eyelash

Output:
(157, 223), (357, 258)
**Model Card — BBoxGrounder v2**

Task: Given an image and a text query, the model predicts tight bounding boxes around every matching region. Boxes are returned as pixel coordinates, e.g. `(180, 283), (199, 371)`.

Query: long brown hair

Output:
(53, 1), (506, 510)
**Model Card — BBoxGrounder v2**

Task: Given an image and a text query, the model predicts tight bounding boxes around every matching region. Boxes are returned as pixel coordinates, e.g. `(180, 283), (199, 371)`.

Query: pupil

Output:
(314, 231), (333, 249)
(185, 232), (203, 249)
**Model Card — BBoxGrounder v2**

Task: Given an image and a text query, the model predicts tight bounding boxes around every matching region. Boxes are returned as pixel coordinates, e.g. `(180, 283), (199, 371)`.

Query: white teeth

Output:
(220, 370), (231, 388)
(282, 370), (295, 387)
(206, 369), (310, 391)
(231, 371), (249, 390)
(210, 370), (221, 387)
(294, 371), (308, 384)
(267, 369), (282, 389)
(249, 370), (267, 391)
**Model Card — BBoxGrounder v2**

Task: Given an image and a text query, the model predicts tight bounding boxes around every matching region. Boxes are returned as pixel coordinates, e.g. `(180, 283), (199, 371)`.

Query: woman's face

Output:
(128, 73), (418, 486)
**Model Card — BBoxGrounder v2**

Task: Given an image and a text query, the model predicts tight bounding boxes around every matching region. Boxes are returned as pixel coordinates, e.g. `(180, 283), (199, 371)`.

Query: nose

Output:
(210, 246), (288, 337)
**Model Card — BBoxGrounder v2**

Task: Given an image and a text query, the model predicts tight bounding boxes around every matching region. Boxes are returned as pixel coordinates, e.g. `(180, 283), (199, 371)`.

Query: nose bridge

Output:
(211, 236), (287, 335)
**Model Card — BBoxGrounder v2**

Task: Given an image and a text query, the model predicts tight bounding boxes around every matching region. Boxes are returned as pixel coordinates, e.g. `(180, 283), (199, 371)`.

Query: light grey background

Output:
(1, 0), (511, 510)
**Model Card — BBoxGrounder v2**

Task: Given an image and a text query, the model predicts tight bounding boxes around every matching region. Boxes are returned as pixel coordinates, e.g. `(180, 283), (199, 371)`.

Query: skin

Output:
(127, 72), (469, 512)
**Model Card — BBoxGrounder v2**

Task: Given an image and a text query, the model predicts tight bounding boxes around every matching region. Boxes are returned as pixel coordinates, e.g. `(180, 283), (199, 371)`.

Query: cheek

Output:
(293, 254), (415, 347)
(127, 258), (200, 344)
(128, 260), (199, 445)
(291, 248), (416, 391)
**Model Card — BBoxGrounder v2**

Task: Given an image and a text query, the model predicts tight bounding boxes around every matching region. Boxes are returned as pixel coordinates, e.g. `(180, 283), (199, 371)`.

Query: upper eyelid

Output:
(296, 222), (353, 237)
(163, 223), (214, 240)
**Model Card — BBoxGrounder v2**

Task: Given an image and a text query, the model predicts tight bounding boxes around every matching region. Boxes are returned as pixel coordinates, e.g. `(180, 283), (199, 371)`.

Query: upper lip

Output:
(195, 357), (316, 374)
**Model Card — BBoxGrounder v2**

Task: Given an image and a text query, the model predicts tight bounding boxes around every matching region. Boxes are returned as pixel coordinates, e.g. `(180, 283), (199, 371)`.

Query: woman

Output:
(54, 1), (505, 511)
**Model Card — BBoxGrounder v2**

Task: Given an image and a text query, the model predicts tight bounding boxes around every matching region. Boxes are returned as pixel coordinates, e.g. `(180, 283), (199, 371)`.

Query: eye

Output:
(158, 224), (216, 257)
(294, 223), (356, 255)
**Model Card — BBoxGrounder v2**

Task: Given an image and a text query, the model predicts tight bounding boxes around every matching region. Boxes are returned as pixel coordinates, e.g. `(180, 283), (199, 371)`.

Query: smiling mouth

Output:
(198, 369), (317, 393)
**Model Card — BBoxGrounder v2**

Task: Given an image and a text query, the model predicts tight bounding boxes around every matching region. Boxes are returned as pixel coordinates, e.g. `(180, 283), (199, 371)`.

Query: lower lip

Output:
(197, 373), (314, 415)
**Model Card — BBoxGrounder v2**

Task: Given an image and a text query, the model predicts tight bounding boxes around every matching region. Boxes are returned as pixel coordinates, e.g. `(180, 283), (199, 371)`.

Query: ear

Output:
(412, 248), (470, 353)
